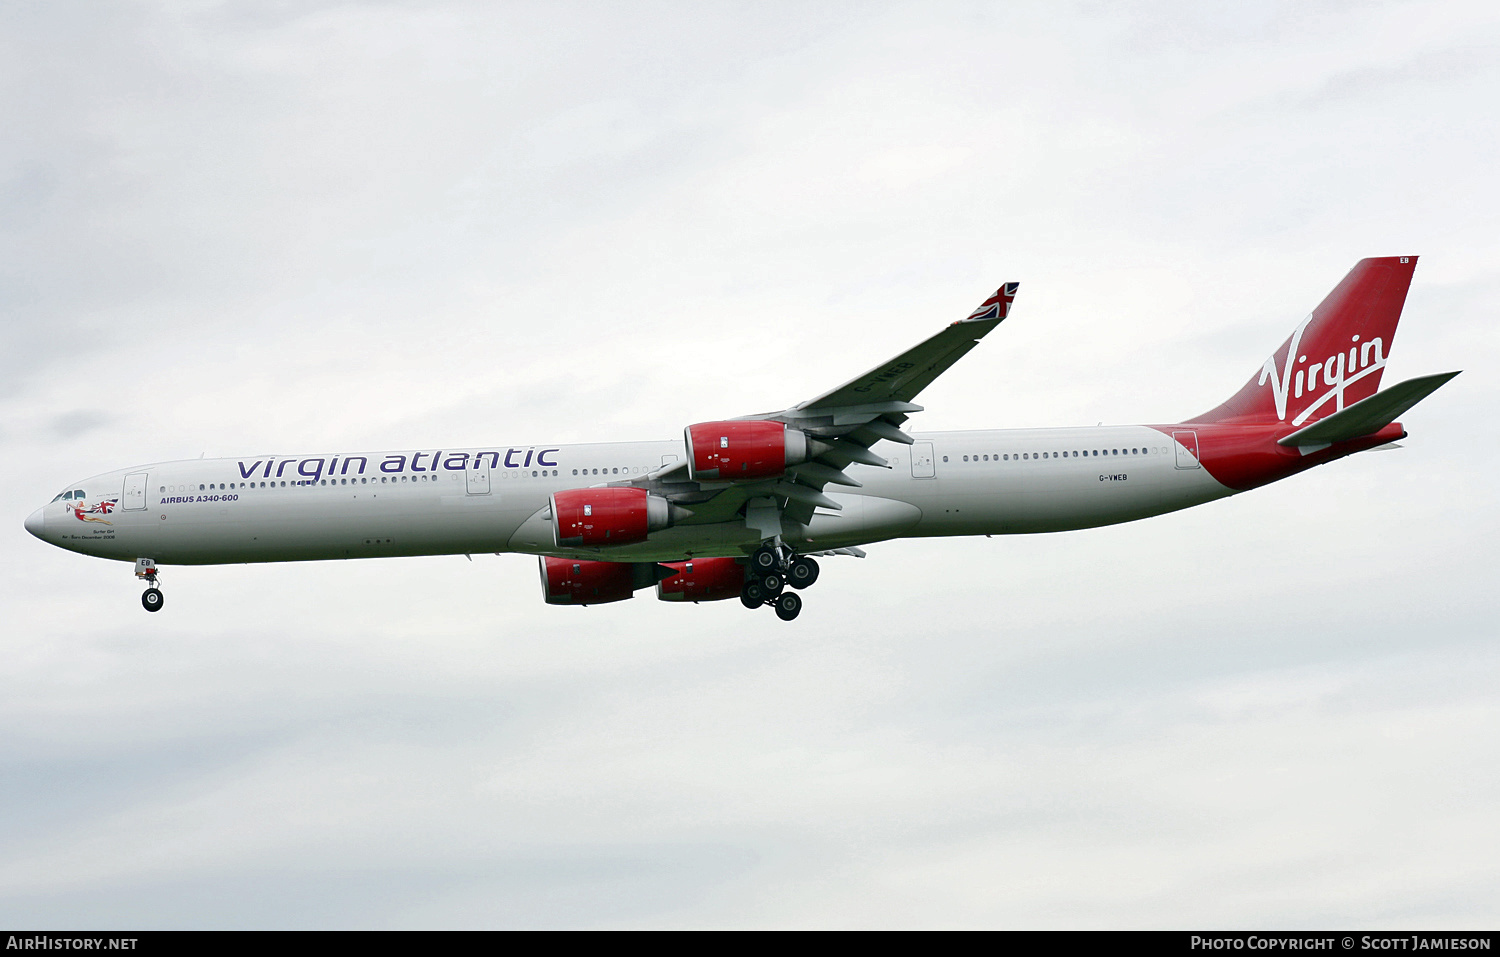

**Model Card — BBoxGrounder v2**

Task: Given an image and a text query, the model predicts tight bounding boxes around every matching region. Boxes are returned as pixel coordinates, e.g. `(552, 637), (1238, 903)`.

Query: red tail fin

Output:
(1192, 257), (1419, 426)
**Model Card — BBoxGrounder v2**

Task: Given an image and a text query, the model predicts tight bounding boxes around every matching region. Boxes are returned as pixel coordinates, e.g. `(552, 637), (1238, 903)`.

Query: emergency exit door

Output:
(911, 442), (936, 478)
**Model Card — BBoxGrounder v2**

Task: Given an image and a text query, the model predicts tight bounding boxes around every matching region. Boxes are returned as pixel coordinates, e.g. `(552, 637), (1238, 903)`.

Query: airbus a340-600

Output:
(25, 257), (1457, 621)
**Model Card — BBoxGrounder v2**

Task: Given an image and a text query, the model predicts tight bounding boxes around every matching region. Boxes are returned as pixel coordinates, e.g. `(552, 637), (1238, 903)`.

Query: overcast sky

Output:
(2, 0), (1498, 929)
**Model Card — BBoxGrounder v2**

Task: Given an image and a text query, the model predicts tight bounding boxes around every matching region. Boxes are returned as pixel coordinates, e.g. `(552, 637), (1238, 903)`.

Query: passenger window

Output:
(942, 456), (949, 462)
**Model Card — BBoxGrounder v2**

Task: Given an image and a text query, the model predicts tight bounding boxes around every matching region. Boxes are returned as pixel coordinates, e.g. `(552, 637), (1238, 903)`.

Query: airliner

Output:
(24, 256), (1457, 621)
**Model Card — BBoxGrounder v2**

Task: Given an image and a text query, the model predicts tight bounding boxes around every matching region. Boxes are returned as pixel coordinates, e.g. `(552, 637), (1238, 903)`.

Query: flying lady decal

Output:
(70, 498), (118, 525)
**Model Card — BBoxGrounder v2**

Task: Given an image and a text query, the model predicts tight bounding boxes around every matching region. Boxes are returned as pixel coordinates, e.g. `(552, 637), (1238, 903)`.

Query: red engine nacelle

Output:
(655, 557), (747, 602)
(551, 487), (674, 547)
(539, 557), (672, 605)
(685, 420), (809, 481)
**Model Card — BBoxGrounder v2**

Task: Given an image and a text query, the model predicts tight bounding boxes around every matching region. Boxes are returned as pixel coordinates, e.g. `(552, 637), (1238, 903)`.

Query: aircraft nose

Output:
(24, 507), (45, 540)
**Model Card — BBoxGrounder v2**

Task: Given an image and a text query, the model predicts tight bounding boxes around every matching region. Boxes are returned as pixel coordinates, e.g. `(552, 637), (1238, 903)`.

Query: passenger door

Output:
(1173, 431), (1201, 469)
(466, 459), (491, 494)
(122, 471), (149, 509)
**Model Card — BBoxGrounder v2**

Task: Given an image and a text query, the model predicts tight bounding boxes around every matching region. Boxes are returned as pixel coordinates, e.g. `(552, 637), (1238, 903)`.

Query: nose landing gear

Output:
(135, 558), (164, 613)
(741, 544), (819, 621)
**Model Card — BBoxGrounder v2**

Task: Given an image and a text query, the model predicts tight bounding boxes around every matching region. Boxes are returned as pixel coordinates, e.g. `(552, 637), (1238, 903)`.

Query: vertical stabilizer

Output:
(1192, 257), (1419, 426)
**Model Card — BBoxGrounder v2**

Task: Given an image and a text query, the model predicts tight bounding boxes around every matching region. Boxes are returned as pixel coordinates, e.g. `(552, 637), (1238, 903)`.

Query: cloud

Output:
(2, 0), (1497, 928)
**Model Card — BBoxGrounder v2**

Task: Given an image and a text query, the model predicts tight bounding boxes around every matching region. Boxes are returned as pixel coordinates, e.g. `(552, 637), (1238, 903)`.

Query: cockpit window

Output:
(74, 490), (85, 498)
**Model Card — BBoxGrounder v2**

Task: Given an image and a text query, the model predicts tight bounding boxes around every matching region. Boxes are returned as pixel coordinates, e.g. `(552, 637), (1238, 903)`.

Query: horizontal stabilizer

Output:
(1277, 371), (1460, 447)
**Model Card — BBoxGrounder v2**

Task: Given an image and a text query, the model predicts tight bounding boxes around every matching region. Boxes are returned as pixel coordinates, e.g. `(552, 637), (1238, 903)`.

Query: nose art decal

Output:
(69, 498), (119, 525)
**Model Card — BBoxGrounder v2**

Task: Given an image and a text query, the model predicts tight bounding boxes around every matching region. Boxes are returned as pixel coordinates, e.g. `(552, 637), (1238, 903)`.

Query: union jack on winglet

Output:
(964, 282), (1020, 323)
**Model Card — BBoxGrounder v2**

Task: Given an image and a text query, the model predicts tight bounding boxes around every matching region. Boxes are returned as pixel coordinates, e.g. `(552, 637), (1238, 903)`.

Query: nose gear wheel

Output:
(135, 559), (163, 612)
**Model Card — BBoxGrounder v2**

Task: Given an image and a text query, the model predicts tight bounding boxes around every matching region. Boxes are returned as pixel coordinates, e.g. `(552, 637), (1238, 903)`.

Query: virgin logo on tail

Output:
(1258, 316), (1386, 425)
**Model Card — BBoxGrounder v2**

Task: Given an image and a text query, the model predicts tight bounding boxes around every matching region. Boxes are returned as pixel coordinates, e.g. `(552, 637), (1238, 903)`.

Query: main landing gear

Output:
(135, 558), (164, 613)
(740, 544), (819, 621)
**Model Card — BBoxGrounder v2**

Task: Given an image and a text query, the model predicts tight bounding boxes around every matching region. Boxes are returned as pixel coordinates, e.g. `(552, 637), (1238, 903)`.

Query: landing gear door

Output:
(465, 461), (491, 495)
(123, 471), (148, 510)
(911, 442), (936, 479)
(1173, 431), (1201, 469)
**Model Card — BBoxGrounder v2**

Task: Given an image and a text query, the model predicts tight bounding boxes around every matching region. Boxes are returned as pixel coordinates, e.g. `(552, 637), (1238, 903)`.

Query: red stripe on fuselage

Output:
(1149, 422), (1406, 492)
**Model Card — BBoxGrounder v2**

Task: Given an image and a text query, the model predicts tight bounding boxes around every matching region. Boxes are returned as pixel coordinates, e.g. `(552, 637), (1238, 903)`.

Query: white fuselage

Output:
(30, 426), (1231, 567)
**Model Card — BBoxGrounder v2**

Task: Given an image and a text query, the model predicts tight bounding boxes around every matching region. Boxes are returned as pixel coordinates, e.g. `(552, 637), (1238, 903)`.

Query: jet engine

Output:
(684, 420), (809, 481)
(551, 487), (676, 547)
(539, 557), (674, 605)
(655, 557), (747, 602)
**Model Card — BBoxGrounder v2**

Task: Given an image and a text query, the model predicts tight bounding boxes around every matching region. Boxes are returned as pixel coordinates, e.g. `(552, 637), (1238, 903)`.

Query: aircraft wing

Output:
(793, 283), (1019, 413)
(628, 283), (1019, 531)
